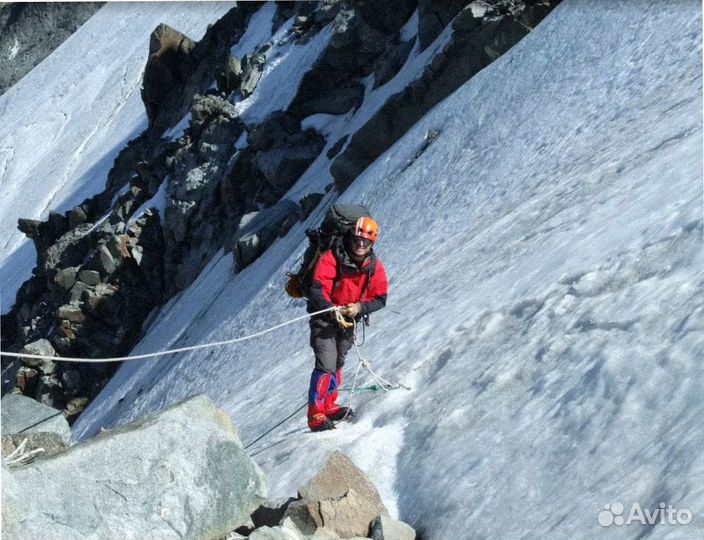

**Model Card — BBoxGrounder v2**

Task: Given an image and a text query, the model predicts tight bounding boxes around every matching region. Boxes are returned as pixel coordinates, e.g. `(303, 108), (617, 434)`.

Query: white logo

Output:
(598, 502), (692, 527)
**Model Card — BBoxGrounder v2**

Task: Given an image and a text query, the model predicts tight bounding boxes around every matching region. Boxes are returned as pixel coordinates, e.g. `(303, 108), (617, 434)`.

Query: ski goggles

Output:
(351, 236), (373, 247)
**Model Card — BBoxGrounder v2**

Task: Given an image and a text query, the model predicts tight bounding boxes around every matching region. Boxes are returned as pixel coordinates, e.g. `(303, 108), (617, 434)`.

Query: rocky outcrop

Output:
(164, 94), (244, 291)
(2, 395), (267, 540)
(0, 2), (104, 94)
(331, 0), (560, 191)
(282, 451), (390, 538)
(141, 2), (264, 131)
(141, 24), (198, 126)
(232, 451), (415, 540)
(288, 1), (415, 119)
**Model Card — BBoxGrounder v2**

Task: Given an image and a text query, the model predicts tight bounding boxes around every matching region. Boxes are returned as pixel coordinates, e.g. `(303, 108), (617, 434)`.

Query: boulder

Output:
(53, 267), (77, 290)
(370, 515), (416, 540)
(141, 23), (197, 126)
(78, 269), (101, 286)
(256, 145), (323, 192)
(0, 394), (69, 443)
(56, 303), (85, 323)
(218, 55), (243, 94)
(232, 200), (300, 269)
(284, 451), (388, 538)
(240, 45), (270, 97)
(18, 339), (57, 377)
(2, 395), (267, 540)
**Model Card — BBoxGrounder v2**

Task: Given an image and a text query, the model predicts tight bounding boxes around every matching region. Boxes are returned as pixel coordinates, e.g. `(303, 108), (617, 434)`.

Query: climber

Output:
(305, 216), (388, 432)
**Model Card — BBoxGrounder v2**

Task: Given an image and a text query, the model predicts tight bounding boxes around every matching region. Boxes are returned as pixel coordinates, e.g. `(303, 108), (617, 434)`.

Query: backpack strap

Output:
(360, 251), (377, 301)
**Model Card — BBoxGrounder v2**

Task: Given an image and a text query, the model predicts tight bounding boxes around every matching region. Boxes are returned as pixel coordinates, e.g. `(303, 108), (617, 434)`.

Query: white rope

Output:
(3, 438), (46, 467)
(343, 321), (410, 420)
(0, 306), (340, 364)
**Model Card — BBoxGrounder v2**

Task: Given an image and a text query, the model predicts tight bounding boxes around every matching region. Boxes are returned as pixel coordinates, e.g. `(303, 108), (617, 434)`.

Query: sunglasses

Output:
(351, 236), (373, 247)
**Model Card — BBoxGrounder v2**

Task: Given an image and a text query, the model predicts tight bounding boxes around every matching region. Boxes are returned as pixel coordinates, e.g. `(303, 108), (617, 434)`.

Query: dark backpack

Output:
(285, 203), (372, 299)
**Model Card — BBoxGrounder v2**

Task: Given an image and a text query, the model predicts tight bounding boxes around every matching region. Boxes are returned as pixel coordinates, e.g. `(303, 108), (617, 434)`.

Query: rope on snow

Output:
(0, 306), (340, 363)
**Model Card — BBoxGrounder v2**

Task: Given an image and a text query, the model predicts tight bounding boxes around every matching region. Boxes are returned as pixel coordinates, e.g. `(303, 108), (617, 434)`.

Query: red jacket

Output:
(308, 244), (388, 316)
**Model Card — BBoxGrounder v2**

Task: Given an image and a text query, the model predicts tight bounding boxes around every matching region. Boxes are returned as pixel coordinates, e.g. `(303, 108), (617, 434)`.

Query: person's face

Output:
(350, 235), (373, 258)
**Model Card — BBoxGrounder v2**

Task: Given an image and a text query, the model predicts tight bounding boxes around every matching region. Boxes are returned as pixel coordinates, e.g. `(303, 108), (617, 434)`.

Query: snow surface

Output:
(3, 0), (703, 538)
(0, 2), (235, 314)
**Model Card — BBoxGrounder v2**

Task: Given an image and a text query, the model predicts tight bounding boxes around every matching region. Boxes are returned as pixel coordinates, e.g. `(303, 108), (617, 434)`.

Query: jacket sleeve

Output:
(360, 258), (388, 315)
(308, 250), (337, 312)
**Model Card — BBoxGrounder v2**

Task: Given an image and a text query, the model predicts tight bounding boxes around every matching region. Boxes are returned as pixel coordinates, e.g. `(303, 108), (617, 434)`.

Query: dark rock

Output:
(15, 367), (39, 396)
(60, 370), (82, 395)
(53, 267), (77, 290)
(69, 280), (92, 302)
(373, 38), (415, 89)
(190, 93), (240, 136)
(141, 24), (197, 126)
(251, 498), (297, 529)
(332, 0), (561, 191)
(56, 304), (85, 324)
(68, 205), (88, 229)
(248, 111), (302, 151)
(326, 135), (348, 159)
(299, 193), (324, 218)
(240, 45), (269, 97)
(78, 269), (100, 286)
(358, 0), (416, 34)
(64, 396), (90, 420)
(418, 0), (468, 51)
(37, 374), (65, 408)
(233, 200), (301, 269)
(218, 55), (243, 94)
(256, 144), (323, 193)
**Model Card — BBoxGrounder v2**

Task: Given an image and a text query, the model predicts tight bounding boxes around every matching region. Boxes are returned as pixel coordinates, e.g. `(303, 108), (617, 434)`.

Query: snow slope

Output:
(4, 0), (702, 538)
(0, 2), (235, 313)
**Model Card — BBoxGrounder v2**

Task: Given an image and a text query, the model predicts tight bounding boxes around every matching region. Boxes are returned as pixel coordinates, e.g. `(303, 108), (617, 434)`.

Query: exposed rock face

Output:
(164, 94), (244, 291)
(0, 2), (104, 94)
(2, 395), (267, 540)
(331, 0), (561, 191)
(141, 2), (264, 131)
(141, 24), (198, 126)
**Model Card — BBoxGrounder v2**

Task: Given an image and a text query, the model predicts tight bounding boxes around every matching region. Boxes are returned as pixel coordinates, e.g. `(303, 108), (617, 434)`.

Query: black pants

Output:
(309, 317), (354, 373)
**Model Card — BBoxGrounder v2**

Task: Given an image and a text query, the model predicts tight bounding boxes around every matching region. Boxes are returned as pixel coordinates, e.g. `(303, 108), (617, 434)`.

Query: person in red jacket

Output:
(306, 216), (388, 431)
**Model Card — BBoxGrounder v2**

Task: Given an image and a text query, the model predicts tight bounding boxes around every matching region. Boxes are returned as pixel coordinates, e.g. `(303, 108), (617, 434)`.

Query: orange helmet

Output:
(352, 216), (379, 243)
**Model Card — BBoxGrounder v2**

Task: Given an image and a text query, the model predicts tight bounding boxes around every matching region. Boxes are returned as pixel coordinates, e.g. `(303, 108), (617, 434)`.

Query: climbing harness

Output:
(0, 306), (341, 363)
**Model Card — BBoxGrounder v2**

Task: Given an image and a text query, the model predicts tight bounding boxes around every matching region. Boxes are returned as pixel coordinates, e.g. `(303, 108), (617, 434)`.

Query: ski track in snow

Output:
(3, 1), (703, 539)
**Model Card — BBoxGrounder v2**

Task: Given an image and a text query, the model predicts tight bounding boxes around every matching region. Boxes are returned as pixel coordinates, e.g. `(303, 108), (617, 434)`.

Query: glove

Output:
(340, 302), (362, 318)
(334, 309), (354, 329)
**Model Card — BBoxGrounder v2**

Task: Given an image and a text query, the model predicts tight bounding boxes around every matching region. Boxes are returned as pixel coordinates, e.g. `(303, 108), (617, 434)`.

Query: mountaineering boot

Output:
(326, 407), (354, 422)
(308, 412), (336, 432)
